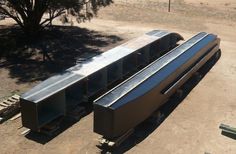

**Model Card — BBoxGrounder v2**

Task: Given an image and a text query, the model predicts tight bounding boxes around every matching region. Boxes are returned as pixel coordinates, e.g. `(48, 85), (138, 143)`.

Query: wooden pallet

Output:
(0, 94), (20, 122)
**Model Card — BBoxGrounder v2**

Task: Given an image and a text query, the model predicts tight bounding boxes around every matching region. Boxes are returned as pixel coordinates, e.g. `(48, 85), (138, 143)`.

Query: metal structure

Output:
(220, 124), (236, 135)
(93, 32), (221, 140)
(20, 30), (183, 131)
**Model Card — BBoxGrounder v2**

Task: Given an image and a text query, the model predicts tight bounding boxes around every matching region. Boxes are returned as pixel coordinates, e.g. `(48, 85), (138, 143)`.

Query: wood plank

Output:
(4, 100), (14, 105)
(21, 129), (30, 135)
(0, 95), (21, 123)
(10, 113), (21, 121)
(2, 101), (11, 106)
(0, 106), (5, 111)
(0, 102), (8, 107)
(8, 98), (17, 102)
(12, 95), (20, 100)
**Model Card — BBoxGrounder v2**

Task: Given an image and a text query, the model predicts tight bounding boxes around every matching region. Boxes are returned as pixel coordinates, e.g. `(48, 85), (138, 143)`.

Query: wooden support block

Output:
(0, 102), (9, 107)
(99, 138), (107, 144)
(8, 98), (17, 102)
(21, 129), (30, 135)
(0, 105), (5, 111)
(10, 113), (21, 121)
(12, 95), (20, 100)
(0, 94), (21, 123)
(3, 100), (14, 105)
(108, 141), (115, 147)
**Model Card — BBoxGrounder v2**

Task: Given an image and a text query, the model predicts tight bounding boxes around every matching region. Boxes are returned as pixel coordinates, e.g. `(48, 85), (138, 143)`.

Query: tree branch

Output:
(40, 9), (65, 26)
(0, 6), (24, 28)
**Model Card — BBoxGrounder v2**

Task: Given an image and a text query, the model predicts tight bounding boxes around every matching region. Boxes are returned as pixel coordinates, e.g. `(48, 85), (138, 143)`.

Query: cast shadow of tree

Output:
(0, 25), (123, 84)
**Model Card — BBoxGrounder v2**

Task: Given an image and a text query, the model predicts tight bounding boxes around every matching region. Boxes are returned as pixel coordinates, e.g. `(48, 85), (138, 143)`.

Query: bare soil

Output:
(0, 0), (236, 153)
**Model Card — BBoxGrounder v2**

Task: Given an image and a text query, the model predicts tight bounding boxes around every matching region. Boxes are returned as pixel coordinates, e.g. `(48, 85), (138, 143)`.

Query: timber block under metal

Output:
(0, 94), (20, 123)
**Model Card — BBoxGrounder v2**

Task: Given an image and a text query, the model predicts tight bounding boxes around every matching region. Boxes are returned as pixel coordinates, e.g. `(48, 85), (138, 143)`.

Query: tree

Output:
(0, 0), (113, 37)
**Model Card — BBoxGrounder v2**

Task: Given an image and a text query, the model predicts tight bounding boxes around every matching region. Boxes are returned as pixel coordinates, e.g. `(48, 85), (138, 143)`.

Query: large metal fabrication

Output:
(20, 30), (183, 131)
(93, 32), (221, 140)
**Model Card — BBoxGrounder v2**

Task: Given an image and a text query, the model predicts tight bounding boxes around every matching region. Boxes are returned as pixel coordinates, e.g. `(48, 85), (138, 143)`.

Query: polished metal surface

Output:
(21, 30), (182, 103)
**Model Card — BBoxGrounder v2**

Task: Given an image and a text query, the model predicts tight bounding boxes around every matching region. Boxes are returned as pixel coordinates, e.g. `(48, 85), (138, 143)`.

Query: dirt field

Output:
(0, 0), (236, 153)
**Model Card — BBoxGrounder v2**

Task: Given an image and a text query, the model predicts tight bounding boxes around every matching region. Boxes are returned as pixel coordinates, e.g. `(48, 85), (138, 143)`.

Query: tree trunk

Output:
(22, 11), (44, 37)
(23, 20), (41, 37)
(23, 24), (41, 38)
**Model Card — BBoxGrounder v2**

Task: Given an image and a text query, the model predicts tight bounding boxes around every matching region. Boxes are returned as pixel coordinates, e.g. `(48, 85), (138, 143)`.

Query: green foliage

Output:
(0, 0), (113, 36)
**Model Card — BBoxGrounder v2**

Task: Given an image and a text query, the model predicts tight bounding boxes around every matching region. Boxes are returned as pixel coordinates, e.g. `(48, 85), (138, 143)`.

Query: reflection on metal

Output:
(20, 30), (183, 131)
(93, 32), (221, 140)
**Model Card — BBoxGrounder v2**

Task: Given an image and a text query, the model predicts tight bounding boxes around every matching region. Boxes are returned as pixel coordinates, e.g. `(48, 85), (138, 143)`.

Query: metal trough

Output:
(20, 30), (183, 131)
(93, 32), (221, 139)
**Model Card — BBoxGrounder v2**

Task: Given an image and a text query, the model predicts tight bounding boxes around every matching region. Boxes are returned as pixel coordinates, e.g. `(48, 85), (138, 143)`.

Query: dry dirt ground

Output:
(0, 0), (236, 153)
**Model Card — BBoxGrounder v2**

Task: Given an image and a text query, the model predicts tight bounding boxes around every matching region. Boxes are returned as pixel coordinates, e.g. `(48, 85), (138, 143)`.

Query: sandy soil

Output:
(0, 1), (236, 153)
(184, 0), (236, 9)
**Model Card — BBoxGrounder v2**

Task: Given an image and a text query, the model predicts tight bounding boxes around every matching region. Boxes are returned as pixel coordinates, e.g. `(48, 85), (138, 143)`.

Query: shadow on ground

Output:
(97, 51), (221, 153)
(0, 24), (123, 83)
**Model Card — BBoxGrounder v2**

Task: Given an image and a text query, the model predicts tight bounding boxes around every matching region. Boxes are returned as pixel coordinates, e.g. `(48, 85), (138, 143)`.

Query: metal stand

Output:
(39, 117), (63, 136)
(66, 106), (86, 121)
